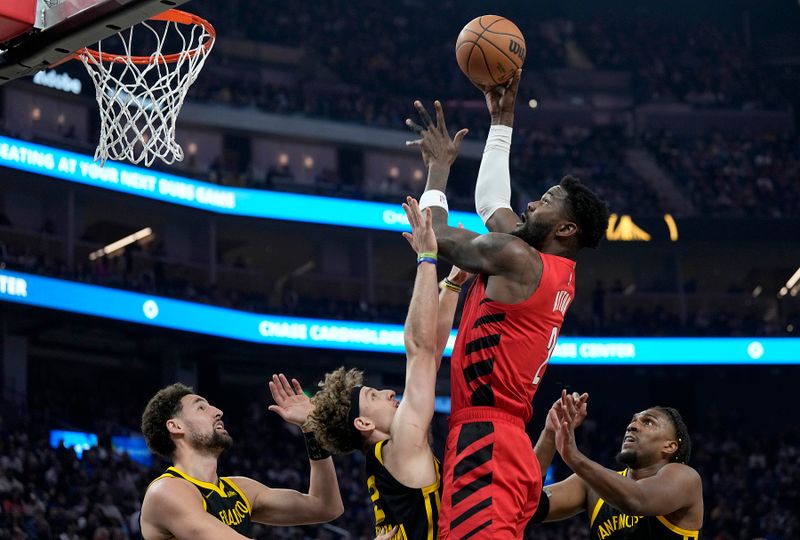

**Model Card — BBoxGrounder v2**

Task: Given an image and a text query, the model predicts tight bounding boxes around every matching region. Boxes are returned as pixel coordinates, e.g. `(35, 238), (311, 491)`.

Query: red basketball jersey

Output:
(449, 252), (576, 423)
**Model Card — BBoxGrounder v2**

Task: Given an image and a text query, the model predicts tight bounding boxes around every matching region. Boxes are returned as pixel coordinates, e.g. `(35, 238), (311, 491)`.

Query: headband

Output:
(347, 385), (363, 450)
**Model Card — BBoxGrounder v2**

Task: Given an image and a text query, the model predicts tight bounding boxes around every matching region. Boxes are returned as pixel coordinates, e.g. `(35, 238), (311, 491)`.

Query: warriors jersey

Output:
(450, 252), (576, 422)
(365, 440), (442, 540)
(145, 466), (252, 538)
(590, 470), (700, 540)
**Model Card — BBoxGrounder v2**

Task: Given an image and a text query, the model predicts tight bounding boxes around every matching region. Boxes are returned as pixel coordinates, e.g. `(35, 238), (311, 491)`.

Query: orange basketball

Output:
(455, 15), (526, 87)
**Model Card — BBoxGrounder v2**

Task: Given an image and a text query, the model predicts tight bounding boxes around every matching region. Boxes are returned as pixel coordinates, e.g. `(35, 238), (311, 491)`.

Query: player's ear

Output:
(554, 220), (577, 238)
(166, 418), (183, 435)
(354, 416), (374, 434)
(663, 439), (679, 459)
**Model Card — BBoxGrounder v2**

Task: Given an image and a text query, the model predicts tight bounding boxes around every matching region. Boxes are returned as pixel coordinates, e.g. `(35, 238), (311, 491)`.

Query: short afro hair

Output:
(308, 367), (364, 455)
(141, 383), (193, 460)
(654, 406), (691, 464)
(559, 175), (611, 249)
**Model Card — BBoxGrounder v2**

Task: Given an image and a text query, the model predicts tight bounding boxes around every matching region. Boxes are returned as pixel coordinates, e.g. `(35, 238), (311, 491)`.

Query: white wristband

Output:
(419, 190), (449, 212)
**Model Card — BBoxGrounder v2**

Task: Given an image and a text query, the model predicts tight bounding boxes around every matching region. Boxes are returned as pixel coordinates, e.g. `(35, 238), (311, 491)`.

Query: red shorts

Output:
(438, 407), (542, 540)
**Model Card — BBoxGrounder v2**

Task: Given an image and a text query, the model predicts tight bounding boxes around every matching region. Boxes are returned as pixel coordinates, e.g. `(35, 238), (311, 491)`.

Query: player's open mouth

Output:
(623, 435), (636, 443)
(216, 422), (225, 430)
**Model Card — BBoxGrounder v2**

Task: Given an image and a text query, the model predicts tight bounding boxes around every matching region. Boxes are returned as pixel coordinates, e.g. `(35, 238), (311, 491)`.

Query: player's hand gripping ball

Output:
(455, 15), (526, 87)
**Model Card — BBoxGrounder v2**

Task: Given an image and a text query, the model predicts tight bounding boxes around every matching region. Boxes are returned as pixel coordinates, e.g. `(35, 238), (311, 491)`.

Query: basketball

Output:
(455, 15), (526, 87)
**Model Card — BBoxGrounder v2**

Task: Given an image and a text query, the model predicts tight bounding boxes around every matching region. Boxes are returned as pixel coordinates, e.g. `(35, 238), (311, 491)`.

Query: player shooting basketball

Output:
(405, 69), (610, 538)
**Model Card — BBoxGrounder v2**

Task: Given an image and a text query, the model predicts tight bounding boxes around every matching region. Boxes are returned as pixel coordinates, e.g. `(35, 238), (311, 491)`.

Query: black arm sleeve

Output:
(530, 489), (551, 524)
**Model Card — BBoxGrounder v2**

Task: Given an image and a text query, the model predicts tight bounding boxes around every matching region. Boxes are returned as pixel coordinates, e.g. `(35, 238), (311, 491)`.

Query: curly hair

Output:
(654, 406), (692, 464)
(559, 175), (611, 249)
(308, 367), (364, 455)
(141, 383), (193, 460)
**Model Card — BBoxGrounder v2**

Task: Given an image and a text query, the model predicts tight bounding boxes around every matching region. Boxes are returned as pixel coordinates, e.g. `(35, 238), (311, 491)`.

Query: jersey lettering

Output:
(553, 290), (572, 315)
(218, 501), (248, 526)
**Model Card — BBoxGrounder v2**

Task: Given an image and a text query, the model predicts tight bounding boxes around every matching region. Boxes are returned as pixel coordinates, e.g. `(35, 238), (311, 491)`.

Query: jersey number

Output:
(533, 326), (559, 385)
(367, 475), (386, 524)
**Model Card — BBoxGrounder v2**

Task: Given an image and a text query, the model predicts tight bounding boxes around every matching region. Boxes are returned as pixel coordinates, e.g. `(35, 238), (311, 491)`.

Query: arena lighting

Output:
(1, 269), (799, 364)
(786, 267), (800, 289)
(606, 213), (651, 241)
(88, 227), (152, 261)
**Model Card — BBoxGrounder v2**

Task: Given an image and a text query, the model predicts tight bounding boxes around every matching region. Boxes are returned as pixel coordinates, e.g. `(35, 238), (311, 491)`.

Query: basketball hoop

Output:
(74, 9), (215, 166)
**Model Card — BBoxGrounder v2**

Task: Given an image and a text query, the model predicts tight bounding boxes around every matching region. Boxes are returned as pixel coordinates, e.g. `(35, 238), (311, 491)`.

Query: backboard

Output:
(0, 0), (192, 85)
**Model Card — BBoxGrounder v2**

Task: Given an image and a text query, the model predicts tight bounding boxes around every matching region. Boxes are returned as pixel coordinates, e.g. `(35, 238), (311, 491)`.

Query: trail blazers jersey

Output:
(365, 440), (442, 540)
(450, 252), (576, 422)
(590, 470), (701, 540)
(145, 466), (252, 538)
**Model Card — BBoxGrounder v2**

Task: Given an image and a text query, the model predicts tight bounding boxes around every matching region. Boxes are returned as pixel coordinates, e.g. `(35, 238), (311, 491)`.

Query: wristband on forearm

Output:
(417, 251), (438, 266)
(441, 278), (462, 293)
(419, 190), (449, 213)
(303, 431), (331, 461)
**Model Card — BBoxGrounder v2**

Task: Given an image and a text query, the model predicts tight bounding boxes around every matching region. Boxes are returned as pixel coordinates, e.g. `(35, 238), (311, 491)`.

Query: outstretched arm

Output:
(541, 474), (589, 522)
(261, 375), (343, 525)
(406, 100), (531, 275)
(474, 70), (524, 232)
(391, 197), (440, 453)
(534, 390), (589, 476)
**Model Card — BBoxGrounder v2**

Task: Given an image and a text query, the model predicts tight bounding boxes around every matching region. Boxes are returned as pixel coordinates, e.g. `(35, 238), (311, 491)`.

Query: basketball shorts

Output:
(438, 407), (542, 539)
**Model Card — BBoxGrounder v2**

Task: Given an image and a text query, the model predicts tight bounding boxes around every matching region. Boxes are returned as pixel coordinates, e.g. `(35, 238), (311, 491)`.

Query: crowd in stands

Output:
(1, 379), (798, 540)
(572, 19), (787, 110)
(185, 0), (788, 126)
(508, 125), (665, 218)
(643, 129), (800, 218)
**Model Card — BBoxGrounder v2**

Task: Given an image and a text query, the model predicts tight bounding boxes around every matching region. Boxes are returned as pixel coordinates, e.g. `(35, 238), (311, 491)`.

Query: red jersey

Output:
(449, 252), (576, 423)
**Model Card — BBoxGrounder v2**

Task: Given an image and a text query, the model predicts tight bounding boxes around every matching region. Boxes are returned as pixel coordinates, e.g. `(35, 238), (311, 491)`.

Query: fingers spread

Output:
(453, 128), (469, 147)
(415, 100), (434, 128)
(272, 374), (289, 402)
(279, 373), (294, 395)
(434, 100), (447, 133)
(406, 118), (424, 135)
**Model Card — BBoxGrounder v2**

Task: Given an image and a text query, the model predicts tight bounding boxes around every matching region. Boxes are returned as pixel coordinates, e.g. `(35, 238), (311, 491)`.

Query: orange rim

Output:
(75, 9), (215, 65)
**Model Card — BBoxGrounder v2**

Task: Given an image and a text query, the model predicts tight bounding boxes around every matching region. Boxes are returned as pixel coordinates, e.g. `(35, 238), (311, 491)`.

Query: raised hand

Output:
(475, 69), (522, 126)
(405, 100), (468, 169)
(268, 374), (313, 430)
(545, 389), (589, 432)
(401, 196), (437, 256)
(550, 389), (584, 465)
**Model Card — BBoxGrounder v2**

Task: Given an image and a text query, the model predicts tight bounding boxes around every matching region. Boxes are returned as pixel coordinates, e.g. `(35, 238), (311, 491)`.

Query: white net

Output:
(78, 12), (214, 167)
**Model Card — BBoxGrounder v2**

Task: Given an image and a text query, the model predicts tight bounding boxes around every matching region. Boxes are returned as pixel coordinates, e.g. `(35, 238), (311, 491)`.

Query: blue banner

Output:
(1, 270), (798, 364)
(0, 135), (487, 233)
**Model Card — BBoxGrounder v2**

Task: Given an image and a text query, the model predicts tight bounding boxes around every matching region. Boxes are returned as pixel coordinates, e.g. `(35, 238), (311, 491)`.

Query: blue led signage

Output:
(0, 135), (487, 233)
(1, 270), (798, 364)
